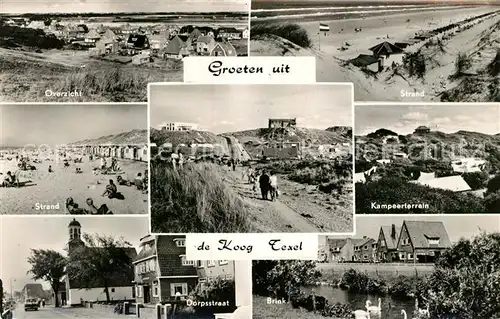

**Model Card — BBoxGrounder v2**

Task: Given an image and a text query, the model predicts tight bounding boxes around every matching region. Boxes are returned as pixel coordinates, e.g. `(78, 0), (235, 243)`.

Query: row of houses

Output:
(62, 144), (148, 162)
(56, 219), (237, 306)
(321, 220), (452, 263)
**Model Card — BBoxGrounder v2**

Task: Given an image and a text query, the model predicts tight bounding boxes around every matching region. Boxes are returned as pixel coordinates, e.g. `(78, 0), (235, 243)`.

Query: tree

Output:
(66, 234), (134, 303)
(487, 175), (500, 194)
(26, 249), (66, 308)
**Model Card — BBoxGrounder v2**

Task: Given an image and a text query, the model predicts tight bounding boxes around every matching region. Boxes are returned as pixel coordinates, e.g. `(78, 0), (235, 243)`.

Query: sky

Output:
(320, 215), (500, 246)
(355, 104), (500, 136)
(0, 216), (149, 291)
(2, 0), (249, 14)
(150, 84), (352, 134)
(0, 104), (147, 147)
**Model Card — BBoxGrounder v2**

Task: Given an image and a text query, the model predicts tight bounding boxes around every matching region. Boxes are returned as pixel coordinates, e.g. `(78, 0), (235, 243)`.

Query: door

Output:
(143, 285), (150, 303)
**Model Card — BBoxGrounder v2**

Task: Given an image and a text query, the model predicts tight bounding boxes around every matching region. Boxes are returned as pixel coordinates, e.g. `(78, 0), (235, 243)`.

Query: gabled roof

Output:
(380, 225), (401, 250)
(327, 238), (347, 250)
(197, 35), (214, 44)
(127, 34), (148, 48)
(401, 221), (451, 249)
(164, 35), (185, 54)
(134, 235), (156, 262)
(212, 42), (236, 56)
(156, 236), (198, 277)
(178, 35), (190, 42)
(218, 27), (240, 33)
(369, 41), (404, 56)
(85, 29), (101, 39)
(411, 175), (471, 192)
(354, 237), (375, 248)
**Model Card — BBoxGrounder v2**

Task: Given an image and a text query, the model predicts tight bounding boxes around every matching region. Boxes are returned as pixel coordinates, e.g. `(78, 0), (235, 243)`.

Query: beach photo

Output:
(354, 103), (500, 214)
(250, 0), (500, 102)
(0, 0), (249, 102)
(0, 104), (148, 215)
(0, 216), (251, 319)
(149, 84), (354, 233)
(252, 215), (500, 319)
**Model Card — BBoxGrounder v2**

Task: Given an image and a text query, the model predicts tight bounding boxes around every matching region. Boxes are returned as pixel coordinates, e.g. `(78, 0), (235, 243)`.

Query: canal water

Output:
(303, 285), (415, 319)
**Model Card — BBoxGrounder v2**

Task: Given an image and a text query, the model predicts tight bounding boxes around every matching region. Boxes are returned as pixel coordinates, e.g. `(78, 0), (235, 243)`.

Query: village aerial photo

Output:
(0, 0), (249, 102)
(0, 104), (148, 215)
(250, 0), (500, 102)
(149, 84), (354, 233)
(355, 103), (500, 214)
(253, 215), (500, 319)
(0, 217), (252, 319)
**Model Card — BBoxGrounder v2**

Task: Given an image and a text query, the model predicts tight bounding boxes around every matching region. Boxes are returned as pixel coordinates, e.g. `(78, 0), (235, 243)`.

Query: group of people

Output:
(116, 170), (148, 193)
(66, 197), (112, 215)
(245, 167), (279, 201)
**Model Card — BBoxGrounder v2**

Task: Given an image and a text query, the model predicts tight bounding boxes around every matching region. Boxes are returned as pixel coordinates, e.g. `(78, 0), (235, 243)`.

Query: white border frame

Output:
(146, 81), (356, 236)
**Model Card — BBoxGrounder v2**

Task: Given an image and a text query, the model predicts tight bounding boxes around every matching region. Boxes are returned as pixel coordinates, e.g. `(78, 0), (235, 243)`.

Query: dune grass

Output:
(150, 161), (251, 233)
(251, 23), (312, 48)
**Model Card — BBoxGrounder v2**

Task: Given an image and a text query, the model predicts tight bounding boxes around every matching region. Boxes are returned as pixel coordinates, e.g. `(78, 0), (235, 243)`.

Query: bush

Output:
(487, 174), (500, 194)
(251, 23), (312, 48)
(462, 171), (488, 190)
(484, 191), (500, 212)
(488, 49), (500, 76)
(191, 277), (236, 313)
(150, 162), (251, 233)
(0, 25), (64, 49)
(403, 51), (426, 78)
(455, 52), (472, 75)
(339, 268), (386, 294)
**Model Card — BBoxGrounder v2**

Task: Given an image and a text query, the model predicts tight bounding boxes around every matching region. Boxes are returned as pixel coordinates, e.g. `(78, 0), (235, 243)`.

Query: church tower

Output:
(67, 218), (84, 252)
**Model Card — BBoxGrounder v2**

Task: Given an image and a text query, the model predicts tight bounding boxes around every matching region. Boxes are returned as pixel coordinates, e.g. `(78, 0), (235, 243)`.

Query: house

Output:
(217, 27), (242, 40)
(196, 26), (215, 37)
(85, 29), (101, 44)
(349, 54), (382, 73)
(126, 34), (150, 55)
(397, 220), (451, 263)
(95, 36), (120, 55)
(326, 238), (351, 262)
(411, 175), (471, 192)
(242, 28), (250, 39)
(149, 33), (169, 52)
(163, 35), (190, 60)
(61, 219), (137, 305)
(376, 224), (401, 262)
(268, 118), (297, 129)
(26, 20), (45, 29)
(369, 41), (404, 57)
(451, 158), (486, 173)
(132, 54), (151, 65)
(414, 126), (431, 134)
(353, 236), (377, 262)
(196, 36), (217, 55)
(211, 41), (237, 57)
(157, 122), (198, 131)
(133, 235), (235, 304)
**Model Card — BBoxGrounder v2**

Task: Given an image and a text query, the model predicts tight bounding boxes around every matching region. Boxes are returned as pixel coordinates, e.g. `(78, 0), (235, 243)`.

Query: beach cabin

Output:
(139, 145), (148, 162)
(369, 41), (404, 67)
(211, 42), (237, 57)
(197, 36), (217, 55)
(132, 53), (151, 65)
(349, 54), (382, 73)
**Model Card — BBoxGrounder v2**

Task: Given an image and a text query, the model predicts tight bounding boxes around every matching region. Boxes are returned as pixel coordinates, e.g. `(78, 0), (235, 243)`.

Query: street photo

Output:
(149, 84), (354, 233)
(0, 217), (251, 319)
(355, 103), (500, 214)
(0, 104), (148, 215)
(252, 215), (500, 319)
(250, 0), (500, 102)
(0, 0), (249, 102)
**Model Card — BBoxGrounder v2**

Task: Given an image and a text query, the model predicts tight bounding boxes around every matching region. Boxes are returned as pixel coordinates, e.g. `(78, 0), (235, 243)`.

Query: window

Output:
(111, 288), (115, 293)
(364, 245), (368, 250)
(136, 286), (143, 298)
(207, 260), (216, 267)
(170, 283), (188, 296)
(428, 238), (440, 245)
(174, 239), (186, 247)
(402, 238), (410, 245)
(219, 260), (228, 265)
(181, 255), (195, 266)
(197, 261), (204, 268)
(153, 281), (159, 297)
(363, 255), (368, 260)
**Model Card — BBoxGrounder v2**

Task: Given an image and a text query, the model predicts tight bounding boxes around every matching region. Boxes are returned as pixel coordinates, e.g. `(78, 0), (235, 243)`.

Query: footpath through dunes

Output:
(250, 7), (500, 101)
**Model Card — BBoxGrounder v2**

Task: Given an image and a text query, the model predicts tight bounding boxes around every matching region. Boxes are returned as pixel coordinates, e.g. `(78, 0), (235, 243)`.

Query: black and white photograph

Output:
(0, 0), (249, 102)
(0, 104), (148, 215)
(0, 217), (251, 319)
(250, 0), (500, 102)
(253, 215), (500, 319)
(355, 103), (500, 214)
(149, 84), (354, 233)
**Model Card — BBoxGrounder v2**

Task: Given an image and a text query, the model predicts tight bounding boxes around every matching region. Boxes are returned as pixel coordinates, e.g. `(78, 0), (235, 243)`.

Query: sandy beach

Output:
(251, 5), (500, 101)
(0, 155), (148, 215)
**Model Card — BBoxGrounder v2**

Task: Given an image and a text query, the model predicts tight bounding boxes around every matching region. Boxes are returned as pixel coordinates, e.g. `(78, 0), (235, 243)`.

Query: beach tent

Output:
(417, 172), (436, 182)
(410, 175), (471, 192)
(368, 41), (403, 56)
(349, 54), (381, 72)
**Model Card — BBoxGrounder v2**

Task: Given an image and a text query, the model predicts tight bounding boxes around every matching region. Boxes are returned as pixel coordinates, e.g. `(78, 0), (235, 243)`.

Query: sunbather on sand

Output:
(117, 175), (131, 186)
(102, 179), (118, 198)
(1, 171), (16, 187)
(66, 197), (86, 214)
(85, 198), (112, 214)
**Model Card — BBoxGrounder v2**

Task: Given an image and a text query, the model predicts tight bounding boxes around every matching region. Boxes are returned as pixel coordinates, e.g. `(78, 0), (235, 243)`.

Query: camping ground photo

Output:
(149, 83), (354, 233)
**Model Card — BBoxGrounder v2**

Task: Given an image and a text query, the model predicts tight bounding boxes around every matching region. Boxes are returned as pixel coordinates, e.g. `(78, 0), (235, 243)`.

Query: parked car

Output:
(24, 298), (39, 311)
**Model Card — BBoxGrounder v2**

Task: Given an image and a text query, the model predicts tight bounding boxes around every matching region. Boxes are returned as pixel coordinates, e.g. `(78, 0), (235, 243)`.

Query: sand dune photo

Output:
(250, 0), (500, 102)
(149, 84), (354, 233)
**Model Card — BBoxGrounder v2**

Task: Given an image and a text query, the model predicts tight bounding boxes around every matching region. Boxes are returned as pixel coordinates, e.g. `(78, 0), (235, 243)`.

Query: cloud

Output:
(431, 117), (452, 125)
(401, 112), (428, 121)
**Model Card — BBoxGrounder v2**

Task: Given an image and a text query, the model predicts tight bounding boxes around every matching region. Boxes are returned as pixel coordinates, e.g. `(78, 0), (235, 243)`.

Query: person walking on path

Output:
(269, 171), (279, 201)
(231, 158), (236, 171)
(259, 170), (270, 200)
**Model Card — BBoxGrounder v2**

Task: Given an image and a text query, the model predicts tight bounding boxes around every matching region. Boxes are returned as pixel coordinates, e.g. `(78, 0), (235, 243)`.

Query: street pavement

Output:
(11, 305), (130, 319)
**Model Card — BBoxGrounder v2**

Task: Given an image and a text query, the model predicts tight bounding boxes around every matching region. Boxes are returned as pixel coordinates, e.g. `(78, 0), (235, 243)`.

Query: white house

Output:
(451, 158), (486, 173)
(157, 122), (198, 131)
(242, 28), (250, 39)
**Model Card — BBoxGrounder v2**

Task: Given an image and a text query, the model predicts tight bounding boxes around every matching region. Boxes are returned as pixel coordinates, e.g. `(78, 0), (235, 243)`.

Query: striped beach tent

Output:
(319, 23), (330, 32)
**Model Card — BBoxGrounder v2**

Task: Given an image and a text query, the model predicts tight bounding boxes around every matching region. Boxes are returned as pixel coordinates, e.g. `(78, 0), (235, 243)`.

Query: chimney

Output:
(391, 224), (396, 238)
